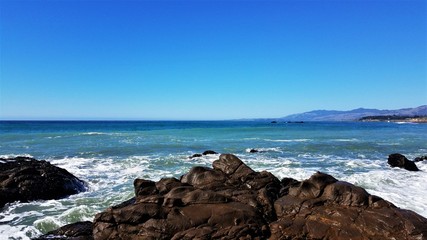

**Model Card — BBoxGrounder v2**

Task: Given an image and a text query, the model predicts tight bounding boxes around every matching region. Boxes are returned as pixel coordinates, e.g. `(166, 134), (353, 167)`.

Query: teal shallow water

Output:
(0, 121), (426, 239)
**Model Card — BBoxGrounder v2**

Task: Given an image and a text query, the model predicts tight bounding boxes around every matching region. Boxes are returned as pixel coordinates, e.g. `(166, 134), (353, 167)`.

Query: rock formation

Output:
(36, 154), (427, 239)
(202, 150), (218, 155)
(0, 157), (86, 208)
(388, 153), (420, 171)
(414, 155), (427, 162)
(33, 221), (93, 240)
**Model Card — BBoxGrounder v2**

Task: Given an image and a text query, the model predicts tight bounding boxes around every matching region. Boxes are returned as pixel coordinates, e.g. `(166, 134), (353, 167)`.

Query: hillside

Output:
(280, 105), (427, 121)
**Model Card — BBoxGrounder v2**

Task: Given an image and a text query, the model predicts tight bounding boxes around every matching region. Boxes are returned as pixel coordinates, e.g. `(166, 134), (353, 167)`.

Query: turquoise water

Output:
(0, 121), (426, 239)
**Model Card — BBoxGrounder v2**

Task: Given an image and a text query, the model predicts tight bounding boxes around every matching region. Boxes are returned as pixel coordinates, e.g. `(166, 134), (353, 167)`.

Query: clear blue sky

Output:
(0, 0), (426, 120)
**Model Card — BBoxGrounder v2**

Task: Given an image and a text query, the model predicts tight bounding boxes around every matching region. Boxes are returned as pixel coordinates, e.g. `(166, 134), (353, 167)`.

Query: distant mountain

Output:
(280, 105), (427, 121)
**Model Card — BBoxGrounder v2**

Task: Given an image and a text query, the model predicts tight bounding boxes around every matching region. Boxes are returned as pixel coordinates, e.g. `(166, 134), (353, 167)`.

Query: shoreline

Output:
(359, 116), (427, 123)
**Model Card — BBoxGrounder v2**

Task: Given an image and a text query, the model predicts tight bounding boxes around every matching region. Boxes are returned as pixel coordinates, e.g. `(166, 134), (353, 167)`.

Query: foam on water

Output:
(342, 162), (427, 217)
(264, 139), (311, 142)
(245, 147), (283, 153)
(1, 121), (426, 239)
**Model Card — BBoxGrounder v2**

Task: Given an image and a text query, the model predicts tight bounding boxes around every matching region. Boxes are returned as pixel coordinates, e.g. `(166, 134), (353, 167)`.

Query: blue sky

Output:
(0, 0), (426, 120)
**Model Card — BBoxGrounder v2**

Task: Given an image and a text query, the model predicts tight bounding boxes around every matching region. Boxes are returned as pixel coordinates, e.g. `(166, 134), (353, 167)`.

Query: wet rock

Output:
(92, 154), (276, 239)
(46, 154), (427, 240)
(388, 153), (419, 171)
(189, 153), (202, 159)
(270, 172), (427, 240)
(202, 150), (218, 155)
(414, 155), (427, 162)
(249, 149), (259, 153)
(0, 157), (86, 208)
(33, 221), (93, 240)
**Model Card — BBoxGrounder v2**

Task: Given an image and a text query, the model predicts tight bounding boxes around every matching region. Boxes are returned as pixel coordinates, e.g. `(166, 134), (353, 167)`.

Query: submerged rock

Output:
(189, 153), (203, 159)
(414, 155), (427, 162)
(202, 150), (218, 155)
(34, 221), (93, 240)
(189, 150), (218, 159)
(0, 157), (86, 208)
(44, 154), (427, 239)
(249, 148), (259, 153)
(388, 153), (420, 171)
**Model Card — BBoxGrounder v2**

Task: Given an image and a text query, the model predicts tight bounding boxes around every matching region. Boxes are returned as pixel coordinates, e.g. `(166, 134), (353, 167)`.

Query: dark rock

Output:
(414, 156), (427, 162)
(202, 150), (217, 155)
(270, 171), (427, 240)
(388, 153), (420, 171)
(46, 154), (427, 240)
(189, 153), (202, 159)
(92, 154), (277, 239)
(33, 221), (93, 240)
(249, 149), (259, 153)
(271, 121), (277, 124)
(0, 157), (87, 208)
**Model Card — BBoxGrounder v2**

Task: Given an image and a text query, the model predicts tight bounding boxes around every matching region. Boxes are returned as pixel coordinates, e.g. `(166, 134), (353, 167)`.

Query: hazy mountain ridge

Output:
(281, 105), (427, 121)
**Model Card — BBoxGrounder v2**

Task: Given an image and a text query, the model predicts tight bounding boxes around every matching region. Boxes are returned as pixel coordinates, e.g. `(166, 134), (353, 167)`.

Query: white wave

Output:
(395, 122), (416, 125)
(80, 132), (106, 136)
(264, 139), (310, 142)
(186, 153), (219, 166)
(332, 138), (359, 142)
(343, 159), (382, 169)
(45, 136), (63, 139)
(0, 225), (40, 240)
(0, 154), (34, 159)
(245, 147), (282, 153)
(342, 168), (427, 218)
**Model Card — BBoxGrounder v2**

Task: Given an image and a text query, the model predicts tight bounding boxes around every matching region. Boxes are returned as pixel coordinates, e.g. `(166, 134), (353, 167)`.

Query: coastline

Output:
(360, 116), (427, 123)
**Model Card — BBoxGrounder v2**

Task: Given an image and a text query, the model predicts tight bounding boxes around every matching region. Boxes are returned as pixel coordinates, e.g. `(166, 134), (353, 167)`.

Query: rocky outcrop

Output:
(34, 221), (93, 240)
(388, 153), (420, 171)
(88, 154), (427, 239)
(414, 155), (427, 162)
(0, 157), (86, 208)
(270, 172), (427, 239)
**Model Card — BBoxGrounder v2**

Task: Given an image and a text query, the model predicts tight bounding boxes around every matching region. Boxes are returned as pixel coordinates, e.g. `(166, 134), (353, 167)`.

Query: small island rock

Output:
(202, 150), (218, 155)
(388, 153), (420, 171)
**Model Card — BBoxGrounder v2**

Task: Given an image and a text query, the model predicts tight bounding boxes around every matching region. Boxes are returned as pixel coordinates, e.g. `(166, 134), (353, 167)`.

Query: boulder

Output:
(270, 172), (427, 239)
(44, 154), (427, 240)
(388, 153), (419, 171)
(0, 157), (86, 208)
(33, 221), (93, 240)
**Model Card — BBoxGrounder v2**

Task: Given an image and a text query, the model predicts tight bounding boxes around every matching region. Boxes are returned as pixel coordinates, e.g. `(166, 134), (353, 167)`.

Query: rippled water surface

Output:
(1, 121), (426, 239)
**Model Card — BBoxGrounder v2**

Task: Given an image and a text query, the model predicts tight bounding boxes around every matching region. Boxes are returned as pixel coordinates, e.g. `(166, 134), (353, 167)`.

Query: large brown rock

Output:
(43, 154), (427, 239)
(0, 157), (87, 208)
(270, 172), (427, 239)
(92, 154), (275, 239)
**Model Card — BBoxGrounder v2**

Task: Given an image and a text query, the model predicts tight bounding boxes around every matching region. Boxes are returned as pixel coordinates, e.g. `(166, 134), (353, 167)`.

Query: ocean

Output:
(0, 120), (426, 239)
